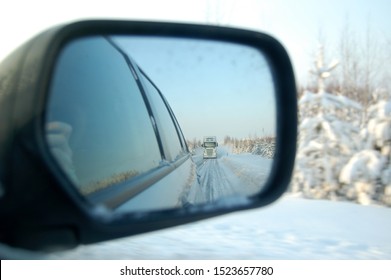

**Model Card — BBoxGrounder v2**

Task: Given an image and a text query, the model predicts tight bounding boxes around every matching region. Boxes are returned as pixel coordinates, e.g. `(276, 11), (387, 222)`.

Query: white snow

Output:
(363, 99), (391, 156)
(47, 195), (391, 259)
(299, 91), (362, 114)
(221, 153), (272, 194)
(340, 150), (386, 184)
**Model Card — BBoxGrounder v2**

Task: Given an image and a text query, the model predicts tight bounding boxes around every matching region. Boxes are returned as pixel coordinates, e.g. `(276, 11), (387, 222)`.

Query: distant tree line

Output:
(186, 135), (276, 159)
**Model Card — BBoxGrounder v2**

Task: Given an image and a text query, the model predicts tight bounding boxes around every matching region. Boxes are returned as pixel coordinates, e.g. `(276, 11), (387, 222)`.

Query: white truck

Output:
(202, 136), (218, 159)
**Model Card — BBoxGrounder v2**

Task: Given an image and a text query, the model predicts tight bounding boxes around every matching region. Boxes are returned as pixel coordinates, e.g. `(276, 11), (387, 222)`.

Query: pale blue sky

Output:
(1, 0), (390, 140)
(114, 36), (275, 140)
(1, 0), (390, 83)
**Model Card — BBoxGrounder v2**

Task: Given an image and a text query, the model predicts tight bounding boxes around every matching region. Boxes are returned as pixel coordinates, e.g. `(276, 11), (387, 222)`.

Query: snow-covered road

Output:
(193, 146), (273, 202)
(197, 159), (237, 201)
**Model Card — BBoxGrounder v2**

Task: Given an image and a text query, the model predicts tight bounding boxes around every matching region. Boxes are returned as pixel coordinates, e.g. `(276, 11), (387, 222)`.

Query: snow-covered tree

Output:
(252, 137), (275, 159)
(362, 89), (391, 156)
(292, 26), (391, 206)
(340, 89), (391, 206)
(309, 45), (339, 94)
(292, 45), (363, 200)
(292, 91), (362, 199)
(224, 136), (275, 158)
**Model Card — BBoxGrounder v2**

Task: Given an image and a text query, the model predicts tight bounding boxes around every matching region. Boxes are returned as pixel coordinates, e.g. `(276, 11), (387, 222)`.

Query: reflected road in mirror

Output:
(192, 146), (273, 201)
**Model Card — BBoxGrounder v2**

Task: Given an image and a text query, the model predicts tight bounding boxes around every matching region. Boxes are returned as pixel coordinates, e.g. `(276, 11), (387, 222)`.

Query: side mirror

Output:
(0, 20), (297, 251)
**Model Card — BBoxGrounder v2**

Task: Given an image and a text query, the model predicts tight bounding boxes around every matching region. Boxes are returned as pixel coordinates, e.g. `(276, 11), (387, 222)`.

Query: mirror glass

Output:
(45, 35), (276, 213)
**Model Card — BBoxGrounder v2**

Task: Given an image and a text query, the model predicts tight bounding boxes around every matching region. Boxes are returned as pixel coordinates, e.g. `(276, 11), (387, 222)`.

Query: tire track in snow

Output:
(197, 158), (238, 202)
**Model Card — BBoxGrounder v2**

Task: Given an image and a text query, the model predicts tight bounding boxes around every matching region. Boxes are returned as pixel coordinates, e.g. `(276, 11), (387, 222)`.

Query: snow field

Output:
(47, 195), (391, 259)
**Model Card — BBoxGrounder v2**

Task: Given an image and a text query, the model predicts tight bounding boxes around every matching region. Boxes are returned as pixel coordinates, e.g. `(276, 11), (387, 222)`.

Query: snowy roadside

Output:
(221, 153), (272, 194)
(47, 195), (391, 259)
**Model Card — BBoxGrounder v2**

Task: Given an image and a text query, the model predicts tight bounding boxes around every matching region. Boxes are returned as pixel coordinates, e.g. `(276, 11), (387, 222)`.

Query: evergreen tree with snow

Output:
(292, 45), (362, 200)
(340, 89), (391, 206)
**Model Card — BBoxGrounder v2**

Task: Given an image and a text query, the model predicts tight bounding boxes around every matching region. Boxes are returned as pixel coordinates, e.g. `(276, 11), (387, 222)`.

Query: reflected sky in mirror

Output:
(113, 36), (276, 141)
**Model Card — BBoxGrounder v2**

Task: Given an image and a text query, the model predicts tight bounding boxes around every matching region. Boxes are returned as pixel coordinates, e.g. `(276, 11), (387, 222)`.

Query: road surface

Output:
(190, 146), (272, 203)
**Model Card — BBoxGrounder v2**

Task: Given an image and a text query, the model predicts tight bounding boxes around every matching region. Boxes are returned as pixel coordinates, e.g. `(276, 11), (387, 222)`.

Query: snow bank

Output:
(221, 153), (272, 194)
(47, 196), (391, 259)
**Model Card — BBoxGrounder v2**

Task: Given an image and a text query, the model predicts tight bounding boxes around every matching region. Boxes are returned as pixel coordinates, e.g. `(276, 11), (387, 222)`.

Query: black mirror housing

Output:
(0, 20), (297, 251)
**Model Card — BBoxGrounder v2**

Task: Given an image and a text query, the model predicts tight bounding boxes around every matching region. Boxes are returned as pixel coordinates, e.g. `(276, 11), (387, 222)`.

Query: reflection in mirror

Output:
(45, 35), (276, 213)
